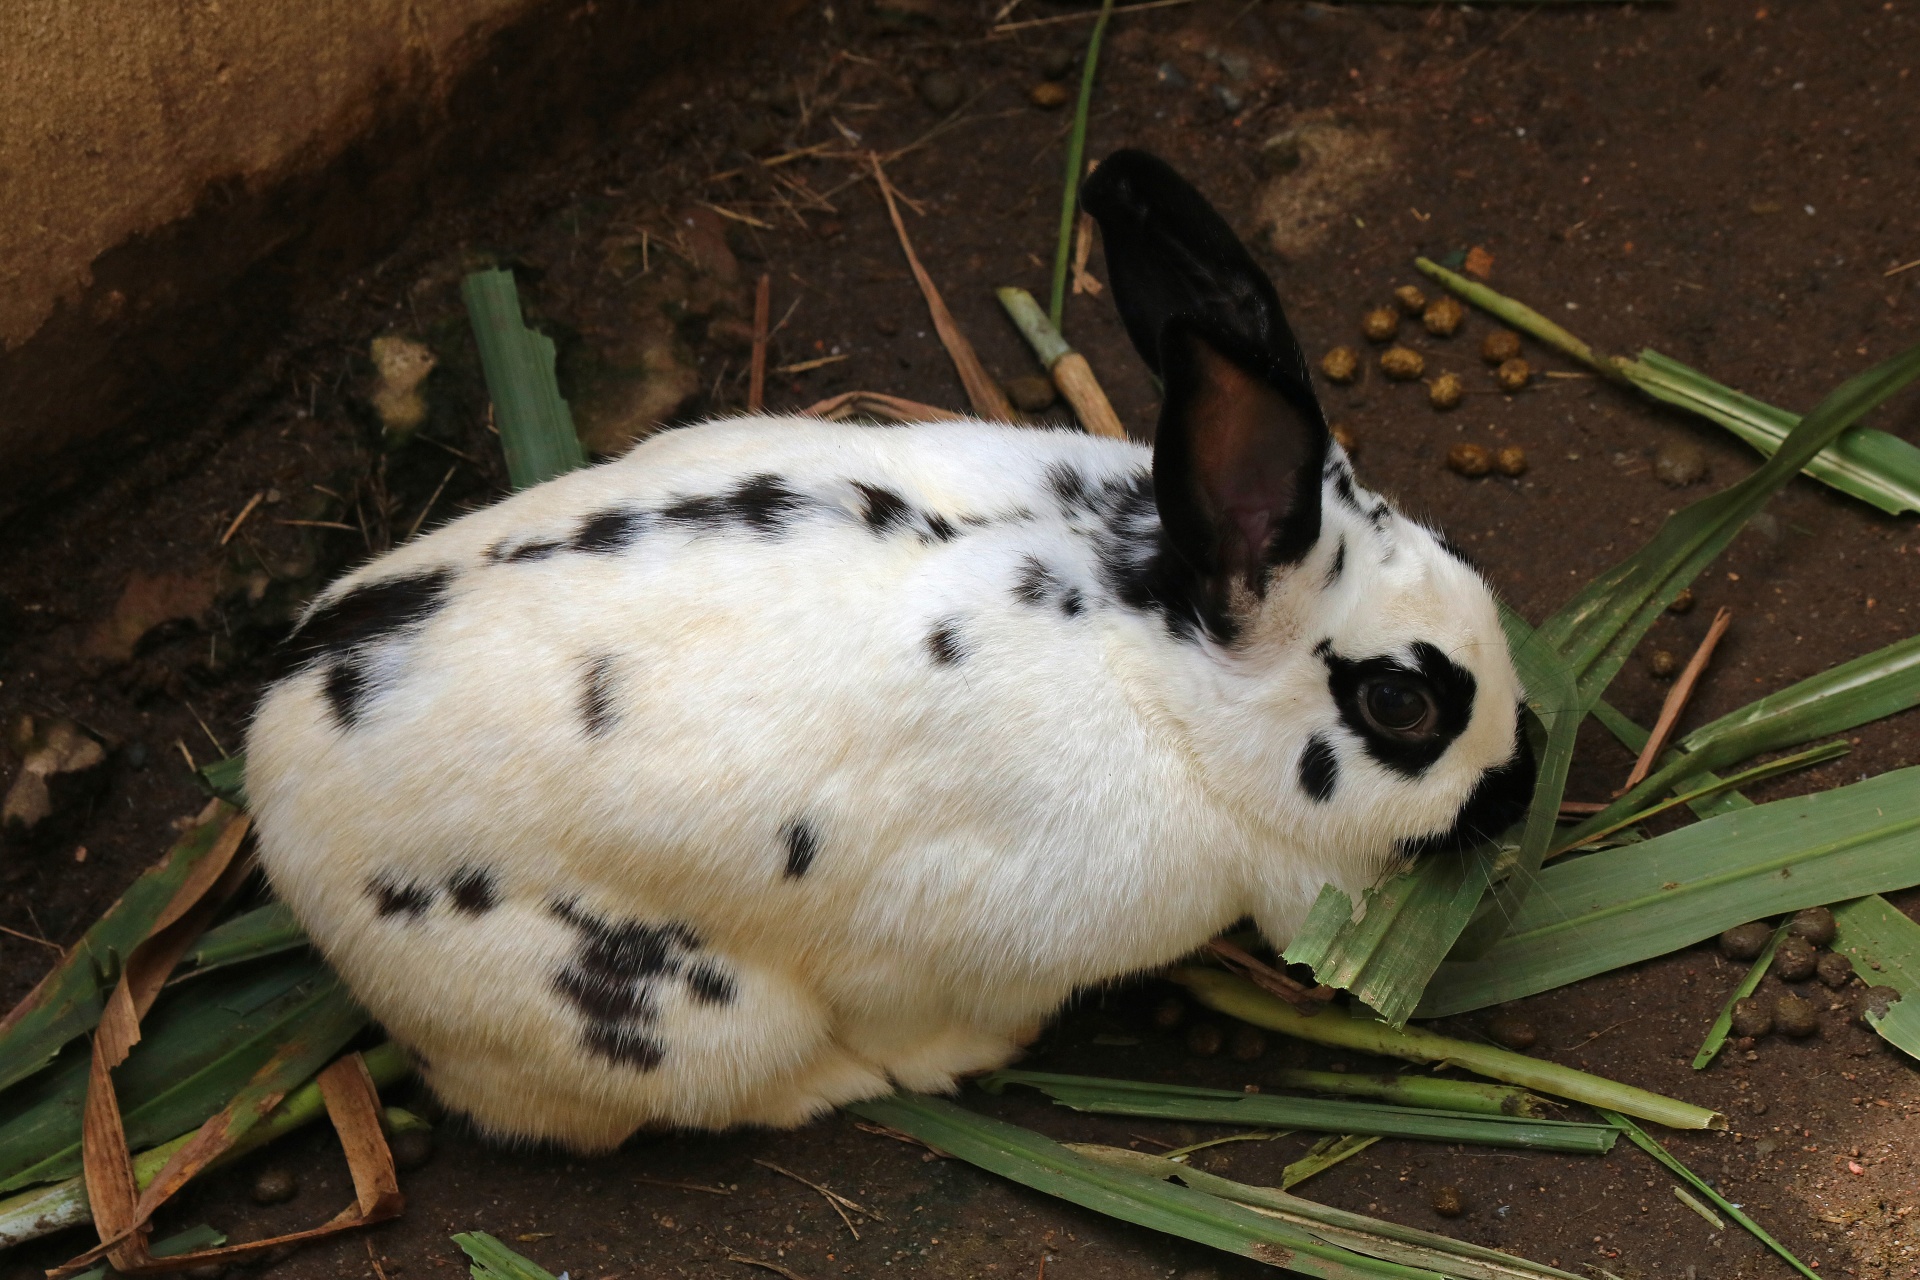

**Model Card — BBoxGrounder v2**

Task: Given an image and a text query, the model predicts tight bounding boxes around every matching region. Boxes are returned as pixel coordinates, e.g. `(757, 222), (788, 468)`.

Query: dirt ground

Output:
(4, 0), (1919, 1277)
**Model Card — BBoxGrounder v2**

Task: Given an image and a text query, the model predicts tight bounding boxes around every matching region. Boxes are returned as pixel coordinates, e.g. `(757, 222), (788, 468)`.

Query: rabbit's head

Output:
(1083, 150), (1535, 898)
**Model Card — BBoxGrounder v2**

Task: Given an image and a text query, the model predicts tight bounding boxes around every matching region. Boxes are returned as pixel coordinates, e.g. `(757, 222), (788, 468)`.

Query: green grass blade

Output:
(1264, 1070), (1548, 1118)
(461, 269), (586, 490)
(1830, 895), (1920, 1059)
(453, 1231), (562, 1280)
(1047, 0), (1116, 329)
(1601, 1110), (1817, 1280)
(1066, 1144), (1583, 1280)
(980, 1072), (1615, 1152)
(196, 753), (247, 807)
(0, 805), (243, 1095)
(850, 1094), (1443, 1279)
(1417, 768), (1920, 1018)
(1281, 1134), (1380, 1189)
(1691, 921), (1789, 1070)
(182, 902), (309, 973)
(1175, 969), (1722, 1131)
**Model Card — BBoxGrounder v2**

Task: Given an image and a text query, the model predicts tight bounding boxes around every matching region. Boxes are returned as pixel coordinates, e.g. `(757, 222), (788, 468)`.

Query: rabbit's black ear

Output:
(1080, 149), (1314, 398)
(1153, 319), (1328, 609)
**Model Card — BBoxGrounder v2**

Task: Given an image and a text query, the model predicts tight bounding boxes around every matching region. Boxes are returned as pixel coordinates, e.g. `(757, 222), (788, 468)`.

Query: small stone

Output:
(1428, 372), (1464, 410)
(1229, 1026), (1266, 1061)
(1380, 346), (1425, 381)
(1330, 423), (1358, 455)
(1718, 921), (1772, 962)
(3, 716), (110, 844)
(1029, 81), (1071, 109)
(1772, 936), (1818, 983)
(1005, 374), (1057, 413)
(251, 1168), (298, 1205)
(1392, 285), (1427, 315)
(1493, 445), (1528, 477)
(1185, 1023), (1223, 1056)
(390, 1128), (435, 1171)
(1362, 307), (1399, 343)
(1152, 997), (1186, 1030)
(1789, 906), (1837, 948)
(1654, 440), (1710, 487)
(1484, 1013), (1537, 1051)
(1446, 442), (1492, 478)
(1423, 296), (1466, 337)
(1858, 985), (1901, 1028)
(1668, 588), (1696, 614)
(1481, 330), (1522, 364)
(1431, 1185), (1466, 1218)
(1747, 1096), (1768, 1115)
(1494, 357), (1531, 392)
(1816, 951), (1854, 989)
(1774, 993), (1820, 1038)
(1648, 649), (1679, 679)
(1320, 346), (1360, 383)
(1729, 997), (1773, 1038)
(916, 71), (964, 113)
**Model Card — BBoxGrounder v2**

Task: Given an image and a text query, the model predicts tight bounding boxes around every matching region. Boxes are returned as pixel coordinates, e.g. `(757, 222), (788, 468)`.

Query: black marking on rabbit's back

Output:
(581, 654), (620, 737)
(1014, 556), (1060, 605)
(291, 568), (455, 663)
(855, 483), (915, 533)
(783, 820), (818, 878)
(447, 867), (499, 914)
(926, 620), (966, 665)
(369, 877), (434, 919)
(1324, 538), (1347, 588)
(323, 662), (373, 727)
(549, 901), (737, 1070)
(662, 473), (807, 535)
(585, 1024), (667, 1071)
(489, 537), (565, 564)
(922, 513), (959, 543)
(1299, 734), (1339, 802)
(572, 510), (648, 555)
(684, 961), (737, 1005)
(1089, 471), (1223, 643)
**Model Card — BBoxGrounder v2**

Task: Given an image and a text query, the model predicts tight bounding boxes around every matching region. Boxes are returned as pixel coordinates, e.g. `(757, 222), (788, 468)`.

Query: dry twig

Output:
(1619, 607), (1733, 793)
(218, 492), (265, 546)
(1204, 938), (1335, 1014)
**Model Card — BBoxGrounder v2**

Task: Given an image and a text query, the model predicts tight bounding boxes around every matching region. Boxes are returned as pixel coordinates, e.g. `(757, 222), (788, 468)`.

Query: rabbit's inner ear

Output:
(1156, 326), (1327, 600)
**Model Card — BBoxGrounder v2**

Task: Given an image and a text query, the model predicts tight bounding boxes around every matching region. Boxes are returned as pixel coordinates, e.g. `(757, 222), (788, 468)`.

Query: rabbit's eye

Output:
(1361, 678), (1438, 738)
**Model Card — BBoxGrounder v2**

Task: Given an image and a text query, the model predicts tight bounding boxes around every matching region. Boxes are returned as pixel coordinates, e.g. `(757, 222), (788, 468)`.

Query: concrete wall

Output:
(0, 0), (801, 507)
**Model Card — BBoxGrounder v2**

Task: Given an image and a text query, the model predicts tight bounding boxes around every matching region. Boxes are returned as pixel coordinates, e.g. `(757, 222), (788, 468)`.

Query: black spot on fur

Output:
(552, 900), (700, 982)
(1324, 538), (1347, 588)
(684, 962), (737, 1005)
(926, 620), (966, 665)
(290, 569), (456, 664)
(662, 473), (807, 535)
(1089, 471), (1223, 643)
(556, 964), (658, 1023)
(1431, 530), (1479, 571)
(583, 1023), (666, 1071)
(922, 513), (958, 543)
(855, 483), (914, 533)
(573, 509), (649, 555)
(322, 660), (373, 727)
(1014, 556), (1059, 605)
(447, 867), (499, 914)
(1398, 716), (1538, 859)
(1047, 464), (1099, 515)
(489, 537), (565, 564)
(782, 820), (818, 878)
(1368, 503), (1391, 529)
(1059, 588), (1085, 618)
(1298, 734), (1339, 803)
(1331, 468), (1363, 511)
(581, 653), (619, 737)
(369, 877), (434, 919)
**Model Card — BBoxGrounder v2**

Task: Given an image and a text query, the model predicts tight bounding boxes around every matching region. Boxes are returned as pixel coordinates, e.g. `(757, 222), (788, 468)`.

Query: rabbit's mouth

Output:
(1393, 716), (1538, 861)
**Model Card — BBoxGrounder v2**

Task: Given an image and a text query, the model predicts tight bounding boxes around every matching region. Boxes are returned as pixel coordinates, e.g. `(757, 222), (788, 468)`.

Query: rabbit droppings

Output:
(247, 151), (1536, 1150)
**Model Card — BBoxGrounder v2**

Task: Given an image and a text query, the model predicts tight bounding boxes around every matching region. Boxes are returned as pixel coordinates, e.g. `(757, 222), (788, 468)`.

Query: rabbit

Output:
(245, 148), (1536, 1151)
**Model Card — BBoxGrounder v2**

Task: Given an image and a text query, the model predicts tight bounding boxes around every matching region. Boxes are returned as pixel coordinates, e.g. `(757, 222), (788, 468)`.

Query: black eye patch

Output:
(1320, 640), (1476, 777)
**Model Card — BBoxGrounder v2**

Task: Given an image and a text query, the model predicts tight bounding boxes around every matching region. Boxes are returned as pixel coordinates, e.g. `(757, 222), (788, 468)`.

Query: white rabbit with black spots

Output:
(247, 149), (1535, 1150)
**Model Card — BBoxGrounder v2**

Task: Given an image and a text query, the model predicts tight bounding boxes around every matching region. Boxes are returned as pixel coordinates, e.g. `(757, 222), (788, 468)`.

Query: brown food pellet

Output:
(1481, 329), (1523, 364)
(1428, 372), (1464, 410)
(1029, 81), (1071, 109)
(1729, 997), (1773, 1038)
(1393, 284), (1427, 314)
(1446, 442), (1492, 477)
(1789, 906), (1837, 948)
(1152, 997), (1187, 1029)
(1859, 985), (1901, 1027)
(1773, 936), (1818, 982)
(1423, 296), (1466, 336)
(1229, 1026), (1267, 1061)
(1004, 373), (1057, 414)
(1494, 357), (1531, 392)
(1648, 649), (1678, 678)
(1185, 1022), (1223, 1056)
(1431, 1185), (1466, 1218)
(1493, 445), (1528, 477)
(251, 1168), (298, 1205)
(1719, 921), (1772, 962)
(1668, 588), (1696, 614)
(1362, 307), (1400, 343)
(1774, 993), (1820, 1038)
(1816, 950), (1854, 989)
(1484, 1012), (1537, 1051)
(1330, 423), (1359, 455)
(1321, 346), (1360, 383)
(1381, 346), (1425, 380)
(390, 1127), (435, 1171)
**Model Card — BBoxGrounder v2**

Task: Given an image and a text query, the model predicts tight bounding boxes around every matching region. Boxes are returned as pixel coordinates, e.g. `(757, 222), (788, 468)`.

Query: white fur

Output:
(246, 417), (1523, 1148)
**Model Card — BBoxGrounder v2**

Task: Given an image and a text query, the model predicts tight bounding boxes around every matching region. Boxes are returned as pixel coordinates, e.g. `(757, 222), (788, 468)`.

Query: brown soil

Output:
(4, 1), (1918, 1278)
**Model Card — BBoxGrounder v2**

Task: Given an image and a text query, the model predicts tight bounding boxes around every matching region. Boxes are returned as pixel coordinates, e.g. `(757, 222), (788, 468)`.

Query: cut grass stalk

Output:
(460, 269), (586, 491)
(454, 1231), (560, 1280)
(1414, 257), (1920, 515)
(979, 1071), (1615, 1152)
(996, 287), (1127, 438)
(1691, 921), (1790, 1070)
(1829, 895), (1920, 1059)
(1264, 1071), (1549, 1118)
(1174, 969), (1721, 1131)
(1673, 1185), (1726, 1231)
(1601, 1110), (1816, 1280)
(1048, 0), (1116, 329)
(1281, 1135), (1380, 1189)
